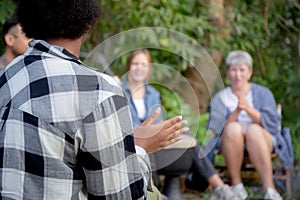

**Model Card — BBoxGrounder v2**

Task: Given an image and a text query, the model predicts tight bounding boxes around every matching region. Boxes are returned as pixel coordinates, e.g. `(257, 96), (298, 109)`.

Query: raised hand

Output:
(134, 107), (189, 153)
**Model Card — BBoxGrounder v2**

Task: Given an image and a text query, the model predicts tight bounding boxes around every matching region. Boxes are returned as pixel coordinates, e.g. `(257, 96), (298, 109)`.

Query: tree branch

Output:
(298, 29), (300, 57)
(264, 0), (270, 36)
(277, 15), (299, 32)
(291, 0), (300, 10)
(256, 47), (266, 78)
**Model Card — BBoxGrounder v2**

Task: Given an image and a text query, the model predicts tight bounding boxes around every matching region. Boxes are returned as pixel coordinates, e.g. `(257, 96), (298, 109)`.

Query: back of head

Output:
(14, 0), (100, 40)
(2, 15), (18, 44)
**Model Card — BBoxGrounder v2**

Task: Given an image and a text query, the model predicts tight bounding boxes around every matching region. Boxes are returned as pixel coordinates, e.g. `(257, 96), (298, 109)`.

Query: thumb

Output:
(140, 107), (161, 127)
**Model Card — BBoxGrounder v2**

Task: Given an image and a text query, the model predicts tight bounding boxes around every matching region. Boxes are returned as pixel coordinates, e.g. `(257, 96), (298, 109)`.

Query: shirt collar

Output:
(28, 40), (83, 65)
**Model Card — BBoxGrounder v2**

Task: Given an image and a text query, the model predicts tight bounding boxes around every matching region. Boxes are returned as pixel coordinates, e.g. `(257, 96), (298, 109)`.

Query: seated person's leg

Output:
(192, 140), (219, 187)
(221, 122), (249, 199)
(185, 132), (239, 199)
(221, 121), (244, 186)
(245, 124), (275, 192)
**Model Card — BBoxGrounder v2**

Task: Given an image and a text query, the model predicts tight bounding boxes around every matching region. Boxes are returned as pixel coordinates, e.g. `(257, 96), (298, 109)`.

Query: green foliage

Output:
(0, 1), (17, 54)
(224, 1), (299, 122)
(220, 1), (300, 162)
(290, 121), (300, 165)
(89, 0), (300, 163)
(0, 1), (16, 24)
(0, 0), (299, 163)
(85, 0), (219, 72)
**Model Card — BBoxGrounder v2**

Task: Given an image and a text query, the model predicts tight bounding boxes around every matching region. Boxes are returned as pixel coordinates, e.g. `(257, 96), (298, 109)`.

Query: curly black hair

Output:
(14, 0), (100, 40)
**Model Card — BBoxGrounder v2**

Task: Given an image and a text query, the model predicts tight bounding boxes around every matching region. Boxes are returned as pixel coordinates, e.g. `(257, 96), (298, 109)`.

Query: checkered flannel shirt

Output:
(0, 40), (150, 199)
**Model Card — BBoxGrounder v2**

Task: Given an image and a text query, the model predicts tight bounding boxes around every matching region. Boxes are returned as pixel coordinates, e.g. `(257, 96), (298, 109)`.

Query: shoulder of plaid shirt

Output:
(0, 39), (151, 200)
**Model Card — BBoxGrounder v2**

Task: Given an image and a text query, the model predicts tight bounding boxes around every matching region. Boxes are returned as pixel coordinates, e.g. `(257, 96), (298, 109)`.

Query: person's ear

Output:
(81, 28), (91, 45)
(4, 33), (15, 47)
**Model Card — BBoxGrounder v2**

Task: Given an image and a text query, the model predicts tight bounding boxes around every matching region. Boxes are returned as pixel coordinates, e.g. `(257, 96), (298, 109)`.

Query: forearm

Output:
(245, 106), (261, 124)
(226, 108), (240, 124)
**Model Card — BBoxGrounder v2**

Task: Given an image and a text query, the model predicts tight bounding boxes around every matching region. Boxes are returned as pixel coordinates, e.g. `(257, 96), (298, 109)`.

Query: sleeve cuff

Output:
(135, 145), (147, 158)
(135, 145), (153, 192)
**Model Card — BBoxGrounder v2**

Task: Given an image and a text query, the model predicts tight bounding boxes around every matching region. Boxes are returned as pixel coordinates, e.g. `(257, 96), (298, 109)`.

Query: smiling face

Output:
(128, 52), (151, 83)
(226, 63), (252, 90)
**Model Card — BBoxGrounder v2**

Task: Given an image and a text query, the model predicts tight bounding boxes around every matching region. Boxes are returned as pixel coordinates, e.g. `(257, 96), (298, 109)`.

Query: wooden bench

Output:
(213, 150), (291, 196)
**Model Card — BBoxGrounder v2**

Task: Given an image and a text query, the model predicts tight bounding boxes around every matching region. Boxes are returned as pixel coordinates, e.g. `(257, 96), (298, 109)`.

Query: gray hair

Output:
(225, 50), (253, 70)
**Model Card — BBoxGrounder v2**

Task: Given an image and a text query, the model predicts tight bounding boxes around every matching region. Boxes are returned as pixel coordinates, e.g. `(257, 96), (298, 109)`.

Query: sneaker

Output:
(209, 184), (240, 200)
(264, 187), (282, 200)
(232, 183), (248, 200)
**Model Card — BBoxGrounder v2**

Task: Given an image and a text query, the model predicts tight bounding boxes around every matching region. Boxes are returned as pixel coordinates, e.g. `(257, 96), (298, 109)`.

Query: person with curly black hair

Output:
(0, 0), (186, 199)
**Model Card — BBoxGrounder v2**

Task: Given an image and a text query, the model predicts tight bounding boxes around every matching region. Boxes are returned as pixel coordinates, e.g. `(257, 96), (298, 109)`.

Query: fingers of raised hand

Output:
(166, 119), (188, 133)
(141, 107), (161, 127)
(164, 126), (189, 145)
(162, 126), (189, 147)
(164, 115), (182, 128)
(164, 136), (181, 147)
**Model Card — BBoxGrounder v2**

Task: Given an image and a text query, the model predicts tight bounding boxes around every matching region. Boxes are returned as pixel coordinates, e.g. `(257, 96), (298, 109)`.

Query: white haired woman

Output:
(207, 50), (283, 200)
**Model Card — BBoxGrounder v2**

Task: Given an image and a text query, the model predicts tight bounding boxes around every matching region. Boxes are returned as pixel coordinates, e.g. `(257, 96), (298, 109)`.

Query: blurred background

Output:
(0, 0), (299, 165)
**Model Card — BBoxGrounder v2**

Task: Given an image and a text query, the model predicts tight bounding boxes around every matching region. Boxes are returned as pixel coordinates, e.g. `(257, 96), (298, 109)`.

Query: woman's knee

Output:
(245, 124), (265, 141)
(245, 124), (273, 150)
(223, 122), (243, 139)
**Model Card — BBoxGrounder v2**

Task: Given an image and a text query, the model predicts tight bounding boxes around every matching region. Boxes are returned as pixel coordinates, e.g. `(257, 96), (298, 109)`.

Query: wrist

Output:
(234, 108), (241, 114)
(134, 138), (147, 152)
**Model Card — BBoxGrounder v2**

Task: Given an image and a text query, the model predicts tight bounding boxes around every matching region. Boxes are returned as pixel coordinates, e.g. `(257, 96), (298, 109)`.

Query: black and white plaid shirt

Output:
(0, 40), (150, 199)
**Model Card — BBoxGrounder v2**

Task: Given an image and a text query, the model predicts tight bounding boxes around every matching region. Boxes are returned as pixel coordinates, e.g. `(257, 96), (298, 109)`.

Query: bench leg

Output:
(285, 169), (292, 197)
